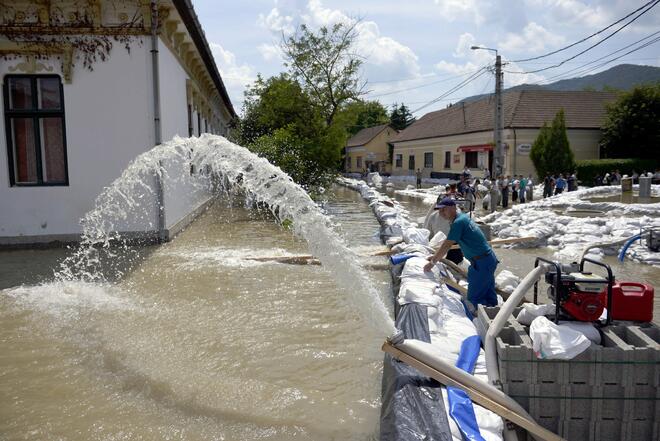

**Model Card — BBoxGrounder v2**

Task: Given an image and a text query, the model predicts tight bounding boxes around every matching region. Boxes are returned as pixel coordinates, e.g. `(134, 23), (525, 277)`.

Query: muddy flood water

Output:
(1, 184), (658, 440)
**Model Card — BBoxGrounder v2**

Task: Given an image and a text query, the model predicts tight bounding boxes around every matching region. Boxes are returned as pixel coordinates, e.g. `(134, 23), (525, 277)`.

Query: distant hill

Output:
(461, 64), (660, 103)
(511, 64), (660, 92)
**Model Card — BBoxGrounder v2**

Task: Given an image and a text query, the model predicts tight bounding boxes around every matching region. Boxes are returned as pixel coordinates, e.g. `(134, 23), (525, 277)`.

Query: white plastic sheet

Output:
(529, 316), (591, 359)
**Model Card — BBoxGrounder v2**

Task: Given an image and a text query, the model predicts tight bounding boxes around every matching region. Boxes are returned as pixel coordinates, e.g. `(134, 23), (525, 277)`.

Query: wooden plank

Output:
(382, 342), (564, 441)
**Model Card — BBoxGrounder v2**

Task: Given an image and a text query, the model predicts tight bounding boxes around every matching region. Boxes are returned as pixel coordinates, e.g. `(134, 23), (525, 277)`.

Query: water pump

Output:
(534, 257), (613, 324)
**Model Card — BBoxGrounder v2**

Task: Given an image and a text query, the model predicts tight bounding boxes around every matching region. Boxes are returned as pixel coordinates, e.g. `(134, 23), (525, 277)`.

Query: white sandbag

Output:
(516, 303), (556, 326)
(398, 278), (440, 306)
(402, 227), (431, 245)
(396, 243), (435, 255)
(400, 256), (443, 280)
(558, 321), (601, 345)
(429, 230), (447, 248)
(495, 270), (520, 294)
(385, 236), (403, 246)
(529, 316), (591, 359)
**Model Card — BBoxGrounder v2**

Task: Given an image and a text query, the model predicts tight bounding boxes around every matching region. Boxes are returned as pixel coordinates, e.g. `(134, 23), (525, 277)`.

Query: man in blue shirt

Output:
(424, 197), (498, 307)
(554, 174), (566, 195)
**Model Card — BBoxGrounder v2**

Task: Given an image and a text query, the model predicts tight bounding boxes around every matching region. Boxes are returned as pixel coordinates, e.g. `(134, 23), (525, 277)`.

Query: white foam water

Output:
(55, 134), (395, 335)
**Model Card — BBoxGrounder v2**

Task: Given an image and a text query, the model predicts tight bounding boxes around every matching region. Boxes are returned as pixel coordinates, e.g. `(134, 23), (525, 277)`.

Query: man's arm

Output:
(423, 239), (456, 272)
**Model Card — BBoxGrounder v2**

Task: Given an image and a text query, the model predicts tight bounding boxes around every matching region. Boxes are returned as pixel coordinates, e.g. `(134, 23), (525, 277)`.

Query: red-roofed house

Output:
(390, 90), (617, 178)
(345, 124), (398, 174)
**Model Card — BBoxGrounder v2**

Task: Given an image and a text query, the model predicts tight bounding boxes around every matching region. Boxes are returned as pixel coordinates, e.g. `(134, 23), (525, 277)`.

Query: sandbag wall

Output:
(337, 178), (504, 441)
(478, 305), (660, 441)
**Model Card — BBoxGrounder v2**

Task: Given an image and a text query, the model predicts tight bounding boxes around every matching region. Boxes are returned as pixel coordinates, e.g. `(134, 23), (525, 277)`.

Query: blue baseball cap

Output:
(434, 197), (456, 209)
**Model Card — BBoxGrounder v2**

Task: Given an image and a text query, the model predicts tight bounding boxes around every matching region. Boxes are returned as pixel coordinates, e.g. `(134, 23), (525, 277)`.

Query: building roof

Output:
(346, 124), (393, 147)
(172, 0), (236, 118)
(392, 90), (618, 143)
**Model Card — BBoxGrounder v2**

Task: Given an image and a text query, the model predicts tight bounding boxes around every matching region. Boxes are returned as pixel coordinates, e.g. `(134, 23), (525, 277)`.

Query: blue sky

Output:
(191, 0), (660, 116)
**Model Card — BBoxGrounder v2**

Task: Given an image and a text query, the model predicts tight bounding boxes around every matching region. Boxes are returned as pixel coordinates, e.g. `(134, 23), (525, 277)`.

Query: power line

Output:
(411, 67), (490, 114)
(511, 0), (659, 63)
(504, 0), (660, 75)
(366, 67), (486, 98)
(536, 30), (660, 85)
(546, 35), (660, 82)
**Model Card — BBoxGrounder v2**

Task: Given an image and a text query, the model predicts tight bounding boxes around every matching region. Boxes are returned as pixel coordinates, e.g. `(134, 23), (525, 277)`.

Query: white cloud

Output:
(257, 1), (423, 89)
(499, 22), (565, 54)
(433, 0), (484, 25)
(302, 0), (353, 28)
(355, 21), (421, 83)
(257, 7), (295, 34)
(453, 33), (477, 58)
(527, 0), (609, 28)
(209, 42), (256, 105)
(257, 43), (282, 62)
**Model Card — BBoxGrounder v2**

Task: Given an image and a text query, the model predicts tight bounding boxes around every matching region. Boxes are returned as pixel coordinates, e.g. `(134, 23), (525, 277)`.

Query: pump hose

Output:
(618, 234), (642, 262)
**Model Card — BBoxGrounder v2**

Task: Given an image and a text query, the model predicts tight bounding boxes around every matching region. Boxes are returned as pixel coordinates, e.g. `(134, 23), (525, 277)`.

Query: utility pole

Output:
(471, 46), (505, 178)
(494, 54), (504, 178)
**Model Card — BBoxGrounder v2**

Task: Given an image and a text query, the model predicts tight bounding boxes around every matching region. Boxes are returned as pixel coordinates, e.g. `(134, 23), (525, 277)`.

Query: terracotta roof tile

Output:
(346, 124), (392, 147)
(392, 90), (617, 143)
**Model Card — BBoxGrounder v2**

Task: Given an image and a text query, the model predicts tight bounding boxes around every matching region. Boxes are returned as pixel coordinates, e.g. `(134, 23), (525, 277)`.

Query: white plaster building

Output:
(390, 90), (617, 179)
(0, 0), (235, 246)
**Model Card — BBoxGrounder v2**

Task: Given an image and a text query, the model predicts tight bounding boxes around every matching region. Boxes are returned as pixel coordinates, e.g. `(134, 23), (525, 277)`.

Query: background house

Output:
(390, 90), (617, 179)
(344, 124), (397, 174)
(0, 0), (235, 246)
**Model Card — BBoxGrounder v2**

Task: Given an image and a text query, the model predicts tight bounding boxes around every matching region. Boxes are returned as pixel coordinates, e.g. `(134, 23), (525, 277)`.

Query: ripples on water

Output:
(1, 136), (393, 440)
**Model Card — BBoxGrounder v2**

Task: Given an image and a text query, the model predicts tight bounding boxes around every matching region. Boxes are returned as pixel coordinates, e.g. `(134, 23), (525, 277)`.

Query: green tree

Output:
(601, 83), (660, 160)
(232, 74), (344, 188)
(234, 74), (321, 145)
(530, 109), (575, 177)
(281, 22), (365, 126)
(389, 103), (415, 130)
(336, 100), (389, 136)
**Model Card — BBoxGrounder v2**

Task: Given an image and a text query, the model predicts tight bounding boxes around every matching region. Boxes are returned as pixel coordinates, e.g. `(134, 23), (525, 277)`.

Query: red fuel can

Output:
(600, 282), (654, 322)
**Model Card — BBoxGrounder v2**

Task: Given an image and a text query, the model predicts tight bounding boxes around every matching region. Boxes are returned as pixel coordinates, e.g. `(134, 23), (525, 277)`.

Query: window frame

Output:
(444, 151), (451, 169)
(424, 152), (433, 168)
(408, 154), (415, 170)
(465, 151), (479, 168)
(395, 154), (402, 168)
(3, 74), (69, 187)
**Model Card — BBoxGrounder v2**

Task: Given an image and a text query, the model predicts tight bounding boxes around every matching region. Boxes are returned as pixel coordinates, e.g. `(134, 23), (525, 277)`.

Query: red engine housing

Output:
(562, 290), (605, 321)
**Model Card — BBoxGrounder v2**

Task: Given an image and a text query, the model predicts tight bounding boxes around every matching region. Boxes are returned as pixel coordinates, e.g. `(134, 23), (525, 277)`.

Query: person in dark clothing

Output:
(567, 173), (576, 191)
(543, 174), (554, 198)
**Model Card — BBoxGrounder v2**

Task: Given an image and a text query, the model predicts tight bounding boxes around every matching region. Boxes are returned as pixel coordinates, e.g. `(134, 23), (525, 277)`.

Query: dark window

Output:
(408, 155), (415, 170)
(4, 75), (68, 186)
(444, 151), (451, 169)
(204, 119), (208, 134)
(197, 112), (201, 136)
(465, 151), (479, 168)
(187, 104), (193, 136)
(424, 152), (433, 168)
(356, 156), (362, 168)
(395, 154), (402, 168)
(346, 156), (351, 169)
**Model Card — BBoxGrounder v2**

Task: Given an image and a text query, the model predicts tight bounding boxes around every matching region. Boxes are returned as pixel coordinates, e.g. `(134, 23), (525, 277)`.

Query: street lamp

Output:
(471, 45), (504, 182)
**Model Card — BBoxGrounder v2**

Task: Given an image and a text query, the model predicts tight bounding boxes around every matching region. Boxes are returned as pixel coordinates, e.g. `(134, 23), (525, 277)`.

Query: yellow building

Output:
(390, 90), (617, 179)
(345, 124), (398, 174)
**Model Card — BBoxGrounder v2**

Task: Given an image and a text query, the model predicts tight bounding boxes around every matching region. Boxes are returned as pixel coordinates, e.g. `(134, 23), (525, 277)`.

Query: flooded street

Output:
(1, 182), (659, 440)
(0, 187), (389, 441)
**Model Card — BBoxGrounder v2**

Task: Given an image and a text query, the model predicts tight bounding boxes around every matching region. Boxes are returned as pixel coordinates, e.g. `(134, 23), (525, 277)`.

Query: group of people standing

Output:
(542, 172), (578, 198)
(492, 174), (533, 208)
